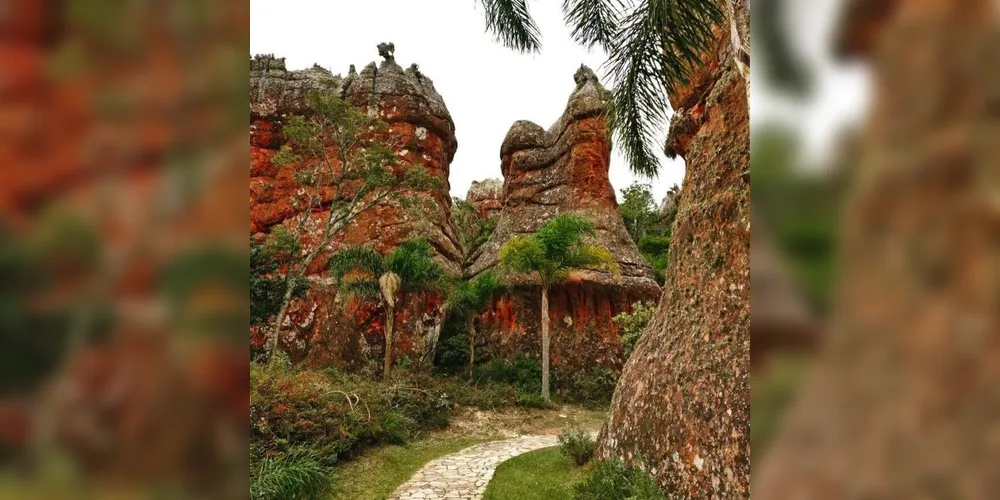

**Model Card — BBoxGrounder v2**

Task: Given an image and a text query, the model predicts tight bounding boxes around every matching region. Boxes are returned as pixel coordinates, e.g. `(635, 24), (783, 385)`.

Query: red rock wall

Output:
(249, 53), (462, 369)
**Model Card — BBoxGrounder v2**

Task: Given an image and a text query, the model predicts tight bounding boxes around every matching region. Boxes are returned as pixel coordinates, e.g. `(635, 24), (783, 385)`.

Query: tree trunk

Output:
(383, 304), (395, 377)
(266, 273), (300, 368)
(540, 284), (550, 401)
(467, 316), (476, 381)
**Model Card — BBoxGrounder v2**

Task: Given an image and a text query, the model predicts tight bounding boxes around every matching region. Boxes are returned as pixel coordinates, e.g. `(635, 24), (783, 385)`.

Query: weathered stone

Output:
(465, 66), (661, 377)
(249, 47), (463, 368)
(595, 2), (751, 497)
(465, 179), (503, 220)
(755, 1), (1000, 497)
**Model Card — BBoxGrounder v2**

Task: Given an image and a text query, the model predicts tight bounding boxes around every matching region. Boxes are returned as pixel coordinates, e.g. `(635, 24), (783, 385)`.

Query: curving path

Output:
(389, 435), (559, 500)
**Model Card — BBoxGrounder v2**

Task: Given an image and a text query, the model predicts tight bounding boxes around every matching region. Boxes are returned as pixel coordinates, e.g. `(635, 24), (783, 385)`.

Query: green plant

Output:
(250, 449), (333, 500)
(573, 459), (665, 500)
(500, 214), (618, 401)
(613, 301), (657, 358)
(558, 427), (596, 466)
(444, 271), (505, 379)
(559, 367), (618, 409)
(329, 239), (448, 376)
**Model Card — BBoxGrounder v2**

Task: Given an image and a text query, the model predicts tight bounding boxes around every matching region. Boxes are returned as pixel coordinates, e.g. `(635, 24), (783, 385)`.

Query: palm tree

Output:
(500, 213), (618, 401)
(476, 0), (747, 177)
(329, 239), (447, 376)
(444, 271), (505, 379)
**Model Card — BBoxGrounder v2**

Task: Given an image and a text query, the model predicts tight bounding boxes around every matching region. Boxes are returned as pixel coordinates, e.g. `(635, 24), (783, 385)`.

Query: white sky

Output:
(750, 0), (872, 170)
(250, 0), (682, 201)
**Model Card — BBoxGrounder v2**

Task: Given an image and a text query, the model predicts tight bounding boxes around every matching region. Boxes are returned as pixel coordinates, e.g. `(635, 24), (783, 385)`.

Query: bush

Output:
(558, 367), (618, 409)
(613, 301), (657, 358)
(574, 459), (665, 500)
(250, 449), (333, 500)
(557, 427), (595, 466)
(476, 354), (542, 392)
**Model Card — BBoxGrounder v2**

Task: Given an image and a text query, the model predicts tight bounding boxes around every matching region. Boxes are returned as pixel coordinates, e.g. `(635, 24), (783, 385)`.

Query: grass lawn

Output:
(482, 446), (588, 500)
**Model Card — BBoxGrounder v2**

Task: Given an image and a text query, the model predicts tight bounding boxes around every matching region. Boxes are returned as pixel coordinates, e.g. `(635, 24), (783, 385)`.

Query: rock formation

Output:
(466, 66), (661, 378)
(755, 2), (1000, 497)
(594, 3), (750, 497)
(249, 47), (463, 368)
(465, 179), (503, 220)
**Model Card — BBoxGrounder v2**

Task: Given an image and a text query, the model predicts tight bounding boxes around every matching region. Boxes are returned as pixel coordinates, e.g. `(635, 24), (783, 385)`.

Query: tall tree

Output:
(261, 90), (439, 366)
(499, 214), (618, 400)
(329, 239), (447, 376)
(444, 271), (505, 379)
(477, 0), (743, 177)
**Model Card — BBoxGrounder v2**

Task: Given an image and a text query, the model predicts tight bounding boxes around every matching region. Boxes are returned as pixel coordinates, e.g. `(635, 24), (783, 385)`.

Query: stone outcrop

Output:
(466, 66), (661, 378)
(595, 2), (750, 497)
(465, 179), (503, 220)
(249, 48), (463, 368)
(755, 2), (1000, 497)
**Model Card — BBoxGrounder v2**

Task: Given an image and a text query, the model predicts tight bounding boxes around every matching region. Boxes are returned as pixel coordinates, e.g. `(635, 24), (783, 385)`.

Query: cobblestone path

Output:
(389, 435), (559, 500)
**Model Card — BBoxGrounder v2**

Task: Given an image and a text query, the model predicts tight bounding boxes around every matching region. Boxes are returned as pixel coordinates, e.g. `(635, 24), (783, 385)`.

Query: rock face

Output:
(756, 2), (1000, 497)
(466, 66), (661, 378)
(249, 49), (463, 368)
(594, 4), (750, 497)
(465, 179), (503, 220)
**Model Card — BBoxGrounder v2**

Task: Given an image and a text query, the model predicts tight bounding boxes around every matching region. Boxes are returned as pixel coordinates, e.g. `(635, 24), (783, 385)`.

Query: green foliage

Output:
(445, 271), (504, 319)
(476, 355), (543, 392)
(613, 301), (657, 358)
(479, 0), (724, 176)
(452, 198), (497, 252)
(558, 427), (596, 466)
(385, 239), (447, 294)
(557, 366), (618, 409)
(618, 182), (675, 284)
(329, 238), (448, 304)
(573, 459), (666, 500)
(250, 449), (333, 500)
(483, 446), (589, 500)
(500, 214), (617, 285)
(251, 235), (308, 327)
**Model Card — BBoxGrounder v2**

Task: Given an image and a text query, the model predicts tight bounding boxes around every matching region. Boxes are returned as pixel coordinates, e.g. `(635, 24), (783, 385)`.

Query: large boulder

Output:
(466, 66), (661, 379)
(594, 2), (751, 497)
(465, 178), (504, 220)
(249, 48), (463, 368)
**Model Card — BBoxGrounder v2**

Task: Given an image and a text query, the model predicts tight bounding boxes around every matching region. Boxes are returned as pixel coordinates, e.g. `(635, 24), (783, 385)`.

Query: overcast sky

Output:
(250, 0), (682, 201)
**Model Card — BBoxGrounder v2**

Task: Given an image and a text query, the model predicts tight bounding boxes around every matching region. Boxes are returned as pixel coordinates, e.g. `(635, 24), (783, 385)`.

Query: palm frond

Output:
(328, 245), (385, 282)
(562, 0), (623, 50)
(385, 239), (447, 293)
(479, 0), (543, 53)
(500, 235), (546, 276)
(605, 0), (722, 177)
(568, 244), (619, 274)
(534, 213), (596, 262)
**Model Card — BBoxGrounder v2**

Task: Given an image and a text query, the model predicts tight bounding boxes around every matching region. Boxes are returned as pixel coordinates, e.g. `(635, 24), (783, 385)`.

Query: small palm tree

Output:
(500, 213), (618, 400)
(329, 239), (447, 376)
(444, 271), (505, 379)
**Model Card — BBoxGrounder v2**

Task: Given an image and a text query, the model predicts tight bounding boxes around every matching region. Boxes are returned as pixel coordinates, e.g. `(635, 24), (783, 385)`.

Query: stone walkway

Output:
(389, 434), (560, 500)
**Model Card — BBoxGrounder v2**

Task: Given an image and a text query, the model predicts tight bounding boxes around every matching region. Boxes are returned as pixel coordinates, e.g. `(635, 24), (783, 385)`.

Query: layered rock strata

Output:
(466, 66), (661, 377)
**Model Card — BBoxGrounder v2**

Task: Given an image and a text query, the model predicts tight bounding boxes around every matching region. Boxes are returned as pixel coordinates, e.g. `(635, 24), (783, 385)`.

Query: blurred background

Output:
(0, 0), (248, 498)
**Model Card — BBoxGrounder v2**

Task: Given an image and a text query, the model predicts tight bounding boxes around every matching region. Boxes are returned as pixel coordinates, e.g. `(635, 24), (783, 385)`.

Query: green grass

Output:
(330, 436), (492, 500)
(483, 446), (588, 500)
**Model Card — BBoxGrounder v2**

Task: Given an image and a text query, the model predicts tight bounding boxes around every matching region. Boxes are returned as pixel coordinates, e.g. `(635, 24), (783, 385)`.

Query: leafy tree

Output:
(329, 239), (448, 376)
(261, 90), (440, 366)
(618, 181), (676, 284)
(250, 232), (308, 328)
(499, 214), (618, 400)
(477, 0), (745, 177)
(443, 271), (505, 379)
(451, 197), (497, 255)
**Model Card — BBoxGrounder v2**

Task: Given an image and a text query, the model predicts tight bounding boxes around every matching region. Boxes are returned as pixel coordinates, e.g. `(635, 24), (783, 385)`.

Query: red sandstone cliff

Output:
(594, 2), (750, 496)
(466, 66), (661, 378)
(249, 49), (463, 368)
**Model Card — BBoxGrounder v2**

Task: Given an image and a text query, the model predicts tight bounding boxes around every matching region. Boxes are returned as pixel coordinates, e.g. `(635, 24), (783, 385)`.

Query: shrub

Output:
(476, 355), (542, 392)
(574, 459), (665, 500)
(557, 427), (595, 466)
(250, 449), (333, 500)
(613, 301), (657, 358)
(559, 366), (618, 409)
